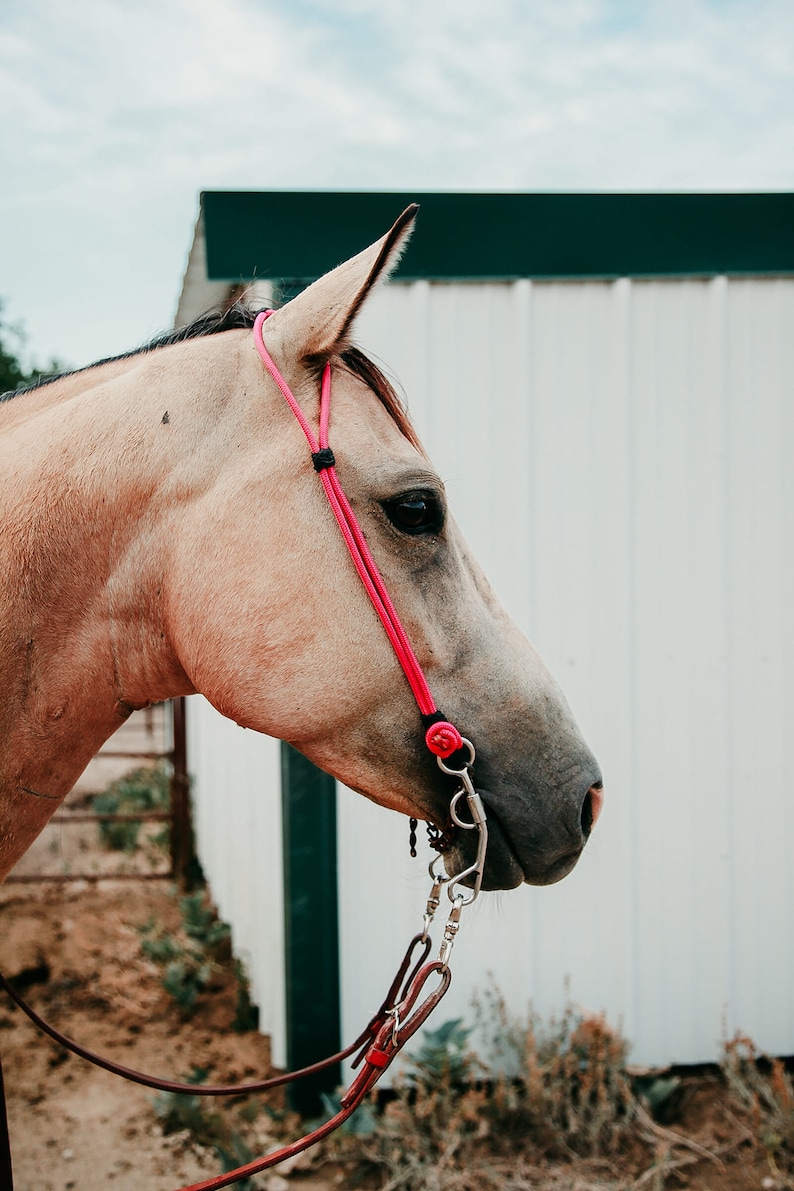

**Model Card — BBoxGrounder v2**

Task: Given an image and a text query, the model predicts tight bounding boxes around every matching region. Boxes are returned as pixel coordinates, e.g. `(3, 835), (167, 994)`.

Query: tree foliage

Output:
(0, 301), (63, 394)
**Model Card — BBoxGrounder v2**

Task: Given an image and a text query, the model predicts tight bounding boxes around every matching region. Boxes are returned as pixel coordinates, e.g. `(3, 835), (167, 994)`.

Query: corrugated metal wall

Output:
(189, 275), (794, 1070)
(186, 699), (286, 1066)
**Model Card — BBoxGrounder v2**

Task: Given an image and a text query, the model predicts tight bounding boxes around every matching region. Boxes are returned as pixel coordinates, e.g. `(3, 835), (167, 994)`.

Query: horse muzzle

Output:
(444, 777), (604, 891)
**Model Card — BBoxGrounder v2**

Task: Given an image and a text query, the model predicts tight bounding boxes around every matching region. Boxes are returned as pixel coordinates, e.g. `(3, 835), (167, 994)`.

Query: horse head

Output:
(165, 207), (602, 889)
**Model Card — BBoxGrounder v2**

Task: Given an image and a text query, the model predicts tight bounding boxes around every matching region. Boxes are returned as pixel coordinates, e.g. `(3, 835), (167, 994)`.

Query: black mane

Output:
(135, 300), (263, 352)
(1, 301), (263, 402)
(1, 301), (422, 449)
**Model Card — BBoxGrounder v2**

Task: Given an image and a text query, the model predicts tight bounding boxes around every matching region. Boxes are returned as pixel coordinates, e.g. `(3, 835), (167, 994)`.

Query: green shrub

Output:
(180, 890), (231, 951)
(92, 764), (170, 853)
(161, 957), (213, 1014)
(139, 891), (236, 1020)
(154, 1070), (258, 1189)
(232, 961), (259, 1034)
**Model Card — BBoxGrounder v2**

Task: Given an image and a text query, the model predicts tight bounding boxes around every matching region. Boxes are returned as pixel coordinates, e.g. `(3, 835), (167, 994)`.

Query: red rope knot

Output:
(424, 720), (464, 759)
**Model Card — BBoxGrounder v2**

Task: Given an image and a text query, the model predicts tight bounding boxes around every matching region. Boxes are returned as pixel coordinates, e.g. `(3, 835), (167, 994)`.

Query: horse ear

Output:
(263, 204), (418, 361)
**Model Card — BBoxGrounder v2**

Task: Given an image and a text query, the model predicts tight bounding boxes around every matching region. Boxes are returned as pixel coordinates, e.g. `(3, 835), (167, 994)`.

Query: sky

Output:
(1, 0), (793, 370)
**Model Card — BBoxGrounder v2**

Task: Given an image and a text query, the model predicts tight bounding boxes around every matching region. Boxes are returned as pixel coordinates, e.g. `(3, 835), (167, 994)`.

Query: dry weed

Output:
(721, 1032), (794, 1171)
(328, 997), (640, 1189)
(320, 1000), (794, 1190)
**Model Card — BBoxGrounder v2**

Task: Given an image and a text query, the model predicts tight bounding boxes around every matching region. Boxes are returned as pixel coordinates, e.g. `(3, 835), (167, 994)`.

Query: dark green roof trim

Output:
(201, 191), (794, 283)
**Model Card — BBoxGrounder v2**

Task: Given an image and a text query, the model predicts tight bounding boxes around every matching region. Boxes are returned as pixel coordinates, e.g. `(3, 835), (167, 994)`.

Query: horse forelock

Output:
(2, 300), (422, 452)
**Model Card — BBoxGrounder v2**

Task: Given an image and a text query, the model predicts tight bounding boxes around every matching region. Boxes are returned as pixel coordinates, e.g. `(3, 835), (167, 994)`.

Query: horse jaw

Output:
(282, 550), (604, 893)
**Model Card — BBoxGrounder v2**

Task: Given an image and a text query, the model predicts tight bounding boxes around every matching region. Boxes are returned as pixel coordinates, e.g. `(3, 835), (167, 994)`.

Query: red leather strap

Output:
(180, 961), (452, 1191)
(0, 935), (431, 1099)
(0, 936), (450, 1191)
(0, 969), (363, 1097)
(179, 1090), (372, 1191)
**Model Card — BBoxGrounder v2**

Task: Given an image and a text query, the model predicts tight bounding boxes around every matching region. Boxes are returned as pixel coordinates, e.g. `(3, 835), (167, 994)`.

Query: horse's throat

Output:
(0, 627), (132, 878)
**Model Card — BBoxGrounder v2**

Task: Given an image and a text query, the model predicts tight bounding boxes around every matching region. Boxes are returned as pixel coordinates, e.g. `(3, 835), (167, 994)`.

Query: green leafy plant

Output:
(319, 1090), (379, 1137)
(140, 933), (181, 965)
(139, 890), (232, 1018)
(92, 764), (170, 853)
(0, 301), (65, 393)
(632, 1073), (683, 1124)
(161, 957), (213, 1014)
(154, 1067), (216, 1137)
(180, 890), (231, 951)
(232, 960), (259, 1034)
(327, 1012), (486, 1187)
(408, 1017), (480, 1088)
(154, 1069), (258, 1189)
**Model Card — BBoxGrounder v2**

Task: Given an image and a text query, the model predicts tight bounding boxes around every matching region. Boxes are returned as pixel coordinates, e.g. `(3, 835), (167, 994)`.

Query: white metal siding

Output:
(186, 698), (286, 1067)
(188, 276), (794, 1070)
(342, 277), (794, 1068)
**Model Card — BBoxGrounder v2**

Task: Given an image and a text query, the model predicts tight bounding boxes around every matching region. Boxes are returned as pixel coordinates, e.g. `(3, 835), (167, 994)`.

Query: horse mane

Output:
(2, 301), (423, 450)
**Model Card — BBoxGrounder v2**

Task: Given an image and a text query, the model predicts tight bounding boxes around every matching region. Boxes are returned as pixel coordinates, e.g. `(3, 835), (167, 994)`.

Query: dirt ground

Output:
(0, 712), (789, 1191)
(0, 709), (327, 1191)
(1, 878), (288, 1191)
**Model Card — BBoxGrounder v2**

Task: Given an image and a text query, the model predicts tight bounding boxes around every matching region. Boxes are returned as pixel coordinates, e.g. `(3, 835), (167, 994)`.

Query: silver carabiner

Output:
(434, 738), (488, 902)
(438, 895), (464, 969)
(422, 856), (450, 940)
(444, 773), (489, 908)
(386, 1006), (401, 1047)
(416, 736), (489, 966)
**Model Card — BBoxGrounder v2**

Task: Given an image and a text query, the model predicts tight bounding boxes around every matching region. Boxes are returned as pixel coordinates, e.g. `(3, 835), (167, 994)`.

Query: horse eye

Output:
(382, 493), (443, 535)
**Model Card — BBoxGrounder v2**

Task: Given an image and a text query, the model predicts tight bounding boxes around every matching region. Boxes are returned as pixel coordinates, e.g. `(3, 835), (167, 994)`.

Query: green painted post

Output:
(280, 743), (341, 1116)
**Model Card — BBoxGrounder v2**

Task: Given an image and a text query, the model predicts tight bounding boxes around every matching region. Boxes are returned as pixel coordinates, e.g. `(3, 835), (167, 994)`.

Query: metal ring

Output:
(428, 855), (450, 882)
(450, 782), (479, 829)
(435, 738), (475, 776)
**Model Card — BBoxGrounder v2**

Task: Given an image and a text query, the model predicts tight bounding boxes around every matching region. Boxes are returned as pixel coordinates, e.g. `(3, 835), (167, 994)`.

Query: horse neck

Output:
(0, 345), (236, 872)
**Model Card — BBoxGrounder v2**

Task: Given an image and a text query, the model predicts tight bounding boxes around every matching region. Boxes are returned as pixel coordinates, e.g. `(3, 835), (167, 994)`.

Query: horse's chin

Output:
(443, 803), (523, 891)
(444, 793), (584, 891)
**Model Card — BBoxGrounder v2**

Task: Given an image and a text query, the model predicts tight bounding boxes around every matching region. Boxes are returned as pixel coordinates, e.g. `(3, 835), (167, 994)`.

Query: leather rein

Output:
(0, 316), (490, 1190)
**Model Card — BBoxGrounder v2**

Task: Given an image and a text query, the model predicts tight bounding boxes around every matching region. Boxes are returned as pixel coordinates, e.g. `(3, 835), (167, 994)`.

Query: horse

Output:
(0, 205), (602, 891)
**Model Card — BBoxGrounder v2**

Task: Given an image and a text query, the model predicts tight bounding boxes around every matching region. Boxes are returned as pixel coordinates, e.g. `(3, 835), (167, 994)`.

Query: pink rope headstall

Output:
(253, 311), (463, 761)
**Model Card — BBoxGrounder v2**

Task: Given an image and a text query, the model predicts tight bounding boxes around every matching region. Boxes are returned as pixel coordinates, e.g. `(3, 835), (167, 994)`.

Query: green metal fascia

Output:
(202, 190), (794, 283)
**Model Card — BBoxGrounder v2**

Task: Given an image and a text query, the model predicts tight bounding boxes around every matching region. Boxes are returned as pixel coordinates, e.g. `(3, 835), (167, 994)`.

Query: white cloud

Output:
(1, 0), (792, 366)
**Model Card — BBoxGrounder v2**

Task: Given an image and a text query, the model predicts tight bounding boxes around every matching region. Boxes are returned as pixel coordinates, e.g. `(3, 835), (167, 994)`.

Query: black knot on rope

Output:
(311, 448), (336, 471)
(421, 711), (447, 730)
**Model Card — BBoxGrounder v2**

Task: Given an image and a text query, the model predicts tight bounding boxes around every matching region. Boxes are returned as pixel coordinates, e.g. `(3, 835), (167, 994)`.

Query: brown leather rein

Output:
(0, 933), (447, 1190)
(0, 763), (488, 1191)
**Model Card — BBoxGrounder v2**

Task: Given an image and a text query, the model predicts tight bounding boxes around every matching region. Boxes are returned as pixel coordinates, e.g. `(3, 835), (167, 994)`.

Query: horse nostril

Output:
(580, 782), (604, 837)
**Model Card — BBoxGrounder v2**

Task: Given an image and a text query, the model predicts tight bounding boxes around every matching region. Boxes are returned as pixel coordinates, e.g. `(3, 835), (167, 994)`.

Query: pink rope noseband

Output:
(253, 311), (463, 761)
